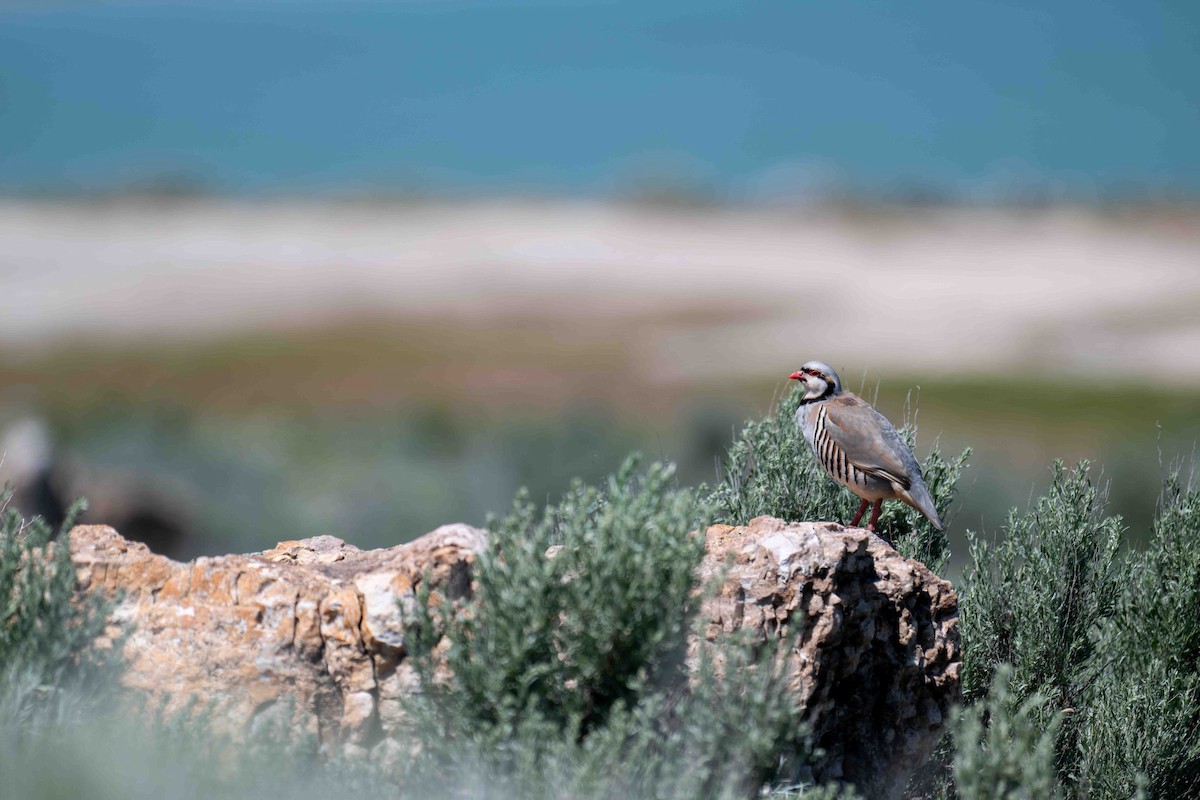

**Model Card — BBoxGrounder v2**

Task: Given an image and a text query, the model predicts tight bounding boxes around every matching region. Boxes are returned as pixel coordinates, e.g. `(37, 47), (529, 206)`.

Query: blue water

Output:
(1, 0), (1197, 196)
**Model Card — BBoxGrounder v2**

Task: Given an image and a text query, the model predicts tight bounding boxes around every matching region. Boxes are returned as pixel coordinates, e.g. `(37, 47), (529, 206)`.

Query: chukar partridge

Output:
(789, 360), (942, 533)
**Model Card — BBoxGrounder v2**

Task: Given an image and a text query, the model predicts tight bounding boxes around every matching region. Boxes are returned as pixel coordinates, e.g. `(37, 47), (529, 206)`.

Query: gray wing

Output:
(824, 394), (942, 528)
(823, 395), (920, 489)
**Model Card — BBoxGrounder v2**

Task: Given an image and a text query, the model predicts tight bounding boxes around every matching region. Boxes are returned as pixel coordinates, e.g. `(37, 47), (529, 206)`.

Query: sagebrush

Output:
(946, 462), (1200, 800)
(405, 457), (831, 799)
(1, 489), (118, 738)
(4, 384), (1199, 800)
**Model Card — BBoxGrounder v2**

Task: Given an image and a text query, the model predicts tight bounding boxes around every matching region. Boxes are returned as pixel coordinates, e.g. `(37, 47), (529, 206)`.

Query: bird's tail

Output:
(900, 479), (942, 530)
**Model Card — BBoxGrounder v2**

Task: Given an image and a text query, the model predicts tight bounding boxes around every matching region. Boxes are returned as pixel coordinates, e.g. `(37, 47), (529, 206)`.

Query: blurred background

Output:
(0, 0), (1197, 565)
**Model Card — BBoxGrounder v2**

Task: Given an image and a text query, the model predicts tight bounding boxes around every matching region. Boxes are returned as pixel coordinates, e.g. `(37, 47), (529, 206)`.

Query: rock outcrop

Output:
(69, 523), (486, 757)
(699, 517), (959, 800)
(69, 515), (958, 798)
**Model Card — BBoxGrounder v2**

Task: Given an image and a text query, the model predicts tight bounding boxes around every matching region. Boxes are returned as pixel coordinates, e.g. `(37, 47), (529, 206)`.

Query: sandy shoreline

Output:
(2, 200), (1198, 384)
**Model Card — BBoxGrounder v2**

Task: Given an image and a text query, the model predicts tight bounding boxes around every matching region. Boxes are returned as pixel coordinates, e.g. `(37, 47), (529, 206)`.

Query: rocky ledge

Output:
(69, 516), (958, 800)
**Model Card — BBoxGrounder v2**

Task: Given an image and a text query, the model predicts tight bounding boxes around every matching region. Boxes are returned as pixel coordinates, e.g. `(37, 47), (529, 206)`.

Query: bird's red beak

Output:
(788, 371), (805, 381)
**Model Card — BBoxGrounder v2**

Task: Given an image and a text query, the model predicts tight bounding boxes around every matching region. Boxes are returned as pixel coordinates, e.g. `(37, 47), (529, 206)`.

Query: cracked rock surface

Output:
(69, 523), (486, 756)
(698, 517), (960, 800)
(70, 515), (957, 797)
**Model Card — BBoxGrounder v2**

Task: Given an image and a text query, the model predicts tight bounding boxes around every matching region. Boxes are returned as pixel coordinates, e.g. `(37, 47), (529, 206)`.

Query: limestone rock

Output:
(69, 522), (487, 752)
(698, 516), (960, 800)
(68, 515), (957, 797)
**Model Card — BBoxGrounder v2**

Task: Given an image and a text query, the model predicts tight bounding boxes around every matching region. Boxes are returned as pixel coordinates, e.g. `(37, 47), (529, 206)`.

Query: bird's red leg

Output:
(868, 499), (882, 532)
(849, 498), (869, 527)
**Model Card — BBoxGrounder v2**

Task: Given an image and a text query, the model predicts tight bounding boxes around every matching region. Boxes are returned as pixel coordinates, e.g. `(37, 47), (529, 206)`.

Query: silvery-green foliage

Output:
(958, 462), (1126, 709)
(955, 463), (1200, 799)
(1, 488), (118, 733)
(0, 692), (393, 800)
(1073, 470), (1200, 799)
(957, 461), (1126, 792)
(404, 457), (833, 799)
(712, 385), (854, 528)
(410, 457), (709, 749)
(400, 630), (822, 800)
(557, 630), (815, 800)
(1074, 656), (1189, 800)
(952, 667), (1062, 800)
(884, 435), (970, 574)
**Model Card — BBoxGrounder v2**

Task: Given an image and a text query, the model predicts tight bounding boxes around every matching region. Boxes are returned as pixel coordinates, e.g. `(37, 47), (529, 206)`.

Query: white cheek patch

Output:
(804, 378), (828, 401)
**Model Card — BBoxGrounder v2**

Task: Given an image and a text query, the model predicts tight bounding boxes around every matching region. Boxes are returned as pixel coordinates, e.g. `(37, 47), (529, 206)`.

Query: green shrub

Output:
(8, 388), (1199, 800)
(0, 697), (395, 800)
(474, 631), (816, 800)
(409, 458), (708, 745)
(1073, 470), (1200, 799)
(958, 461), (1126, 709)
(1, 489), (118, 734)
(405, 456), (828, 799)
(0, 494), (385, 800)
(952, 667), (1062, 800)
(954, 463), (1200, 799)
(711, 384), (969, 573)
(954, 461), (1125, 795)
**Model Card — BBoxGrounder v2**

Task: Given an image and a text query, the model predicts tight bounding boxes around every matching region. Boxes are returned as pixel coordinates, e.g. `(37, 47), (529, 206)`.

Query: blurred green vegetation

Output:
(948, 463), (1200, 798)
(405, 458), (832, 799)
(868, 376), (1200, 552)
(4, 365), (1200, 798)
(2, 320), (1196, 562)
